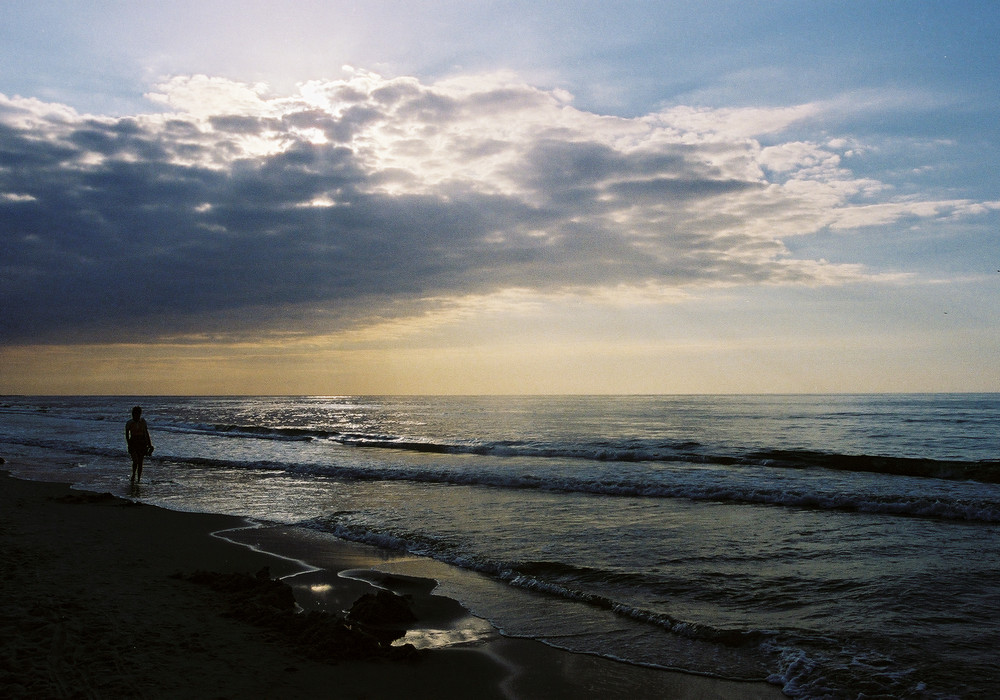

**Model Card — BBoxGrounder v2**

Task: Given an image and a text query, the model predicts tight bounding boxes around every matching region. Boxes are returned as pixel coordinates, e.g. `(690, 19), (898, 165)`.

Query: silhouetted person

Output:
(125, 406), (153, 483)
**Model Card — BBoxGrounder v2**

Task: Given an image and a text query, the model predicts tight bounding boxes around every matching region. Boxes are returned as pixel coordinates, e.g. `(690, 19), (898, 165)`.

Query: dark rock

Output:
(174, 569), (425, 664)
(347, 590), (417, 627)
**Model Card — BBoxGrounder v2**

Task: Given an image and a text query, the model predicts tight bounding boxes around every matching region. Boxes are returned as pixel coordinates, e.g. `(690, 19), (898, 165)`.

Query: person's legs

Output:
(130, 452), (143, 482)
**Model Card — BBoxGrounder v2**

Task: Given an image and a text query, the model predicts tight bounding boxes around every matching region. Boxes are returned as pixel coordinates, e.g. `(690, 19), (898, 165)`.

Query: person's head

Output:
(131, 406), (142, 419)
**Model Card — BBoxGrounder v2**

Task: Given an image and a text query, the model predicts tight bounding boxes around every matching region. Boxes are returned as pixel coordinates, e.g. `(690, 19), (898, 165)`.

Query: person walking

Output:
(125, 406), (153, 483)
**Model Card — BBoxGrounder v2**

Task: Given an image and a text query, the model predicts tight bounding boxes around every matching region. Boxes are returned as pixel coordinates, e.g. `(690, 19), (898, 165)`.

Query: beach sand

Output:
(0, 467), (784, 699)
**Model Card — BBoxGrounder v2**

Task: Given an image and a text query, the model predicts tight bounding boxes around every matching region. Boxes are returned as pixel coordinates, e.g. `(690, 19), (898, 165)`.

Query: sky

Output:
(1, 1), (998, 395)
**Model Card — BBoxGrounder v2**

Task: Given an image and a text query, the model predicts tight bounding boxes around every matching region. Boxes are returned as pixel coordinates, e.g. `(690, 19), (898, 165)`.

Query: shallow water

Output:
(2, 394), (998, 698)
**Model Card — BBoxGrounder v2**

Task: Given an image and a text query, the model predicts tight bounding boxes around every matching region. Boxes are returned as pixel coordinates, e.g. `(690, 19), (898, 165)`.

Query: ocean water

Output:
(1, 394), (998, 698)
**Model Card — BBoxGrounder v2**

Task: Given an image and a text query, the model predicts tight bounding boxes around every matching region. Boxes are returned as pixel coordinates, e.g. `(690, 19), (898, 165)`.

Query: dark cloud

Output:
(0, 76), (930, 344)
(605, 177), (761, 202)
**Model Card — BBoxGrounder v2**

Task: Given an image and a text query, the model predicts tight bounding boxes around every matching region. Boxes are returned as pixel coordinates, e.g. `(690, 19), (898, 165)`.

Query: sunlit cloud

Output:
(1, 70), (994, 347)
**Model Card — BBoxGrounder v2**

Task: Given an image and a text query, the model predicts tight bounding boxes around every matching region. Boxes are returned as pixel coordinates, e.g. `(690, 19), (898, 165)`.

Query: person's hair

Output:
(131, 406), (142, 419)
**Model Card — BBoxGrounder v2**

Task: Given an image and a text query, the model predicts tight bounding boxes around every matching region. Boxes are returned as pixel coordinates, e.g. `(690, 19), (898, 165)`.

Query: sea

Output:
(1, 394), (998, 698)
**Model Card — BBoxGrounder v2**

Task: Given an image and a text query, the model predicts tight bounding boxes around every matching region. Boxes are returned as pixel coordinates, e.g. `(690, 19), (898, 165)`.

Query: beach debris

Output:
(172, 568), (423, 663)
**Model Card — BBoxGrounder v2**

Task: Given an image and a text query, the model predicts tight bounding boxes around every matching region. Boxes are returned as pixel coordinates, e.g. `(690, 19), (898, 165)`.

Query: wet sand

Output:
(0, 468), (784, 698)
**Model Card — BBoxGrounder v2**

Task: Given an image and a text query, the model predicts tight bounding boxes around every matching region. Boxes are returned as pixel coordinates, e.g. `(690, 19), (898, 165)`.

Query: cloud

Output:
(0, 71), (988, 344)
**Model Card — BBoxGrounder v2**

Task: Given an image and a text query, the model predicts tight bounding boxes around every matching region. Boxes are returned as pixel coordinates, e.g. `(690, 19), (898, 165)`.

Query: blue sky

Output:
(1, 1), (998, 394)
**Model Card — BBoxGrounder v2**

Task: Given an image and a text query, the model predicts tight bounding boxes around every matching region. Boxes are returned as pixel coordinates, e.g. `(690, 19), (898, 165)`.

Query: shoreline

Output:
(0, 465), (784, 698)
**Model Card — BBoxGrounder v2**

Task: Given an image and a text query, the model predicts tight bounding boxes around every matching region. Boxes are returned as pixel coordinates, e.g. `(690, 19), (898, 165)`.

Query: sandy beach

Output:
(0, 466), (784, 699)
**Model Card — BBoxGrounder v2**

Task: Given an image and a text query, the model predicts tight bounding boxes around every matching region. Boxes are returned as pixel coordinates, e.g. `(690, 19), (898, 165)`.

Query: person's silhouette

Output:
(125, 406), (153, 483)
